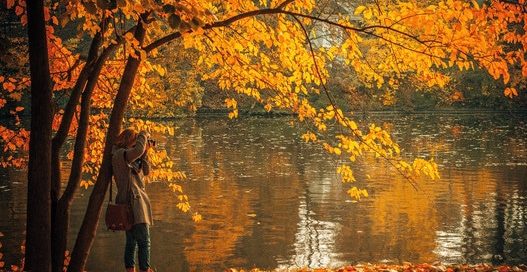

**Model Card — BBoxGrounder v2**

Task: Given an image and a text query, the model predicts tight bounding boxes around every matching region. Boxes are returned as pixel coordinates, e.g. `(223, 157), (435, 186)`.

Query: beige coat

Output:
(112, 132), (154, 226)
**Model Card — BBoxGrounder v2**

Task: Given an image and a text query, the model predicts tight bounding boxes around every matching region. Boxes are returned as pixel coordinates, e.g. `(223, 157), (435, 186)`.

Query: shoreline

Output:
(227, 263), (527, 272)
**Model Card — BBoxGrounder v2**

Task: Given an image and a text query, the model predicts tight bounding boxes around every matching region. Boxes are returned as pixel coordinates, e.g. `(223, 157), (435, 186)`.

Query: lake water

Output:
(1, 113), (526, 271)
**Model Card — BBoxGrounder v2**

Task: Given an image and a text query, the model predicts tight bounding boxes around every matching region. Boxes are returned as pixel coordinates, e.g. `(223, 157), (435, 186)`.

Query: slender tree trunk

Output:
(25, 0), (53, 271)
(51, 45), (116, 272)
(50, 32), (104, 266)
(50, 21), (105, 200)
(68, 14), (149, 272)
(50, 69), (89, 201)
(50, 69), (90, 272)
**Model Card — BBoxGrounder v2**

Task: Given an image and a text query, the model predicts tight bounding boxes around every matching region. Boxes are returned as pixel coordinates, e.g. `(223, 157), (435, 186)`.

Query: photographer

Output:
(112, 128), (154, 272)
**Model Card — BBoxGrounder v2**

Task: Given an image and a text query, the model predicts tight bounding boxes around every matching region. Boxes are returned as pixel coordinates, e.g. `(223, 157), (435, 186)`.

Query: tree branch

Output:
(144, 0), (296, 52)
(290, 14), (421, 191)
(276, 0), (295, 9)
(145, 3), (434, 56)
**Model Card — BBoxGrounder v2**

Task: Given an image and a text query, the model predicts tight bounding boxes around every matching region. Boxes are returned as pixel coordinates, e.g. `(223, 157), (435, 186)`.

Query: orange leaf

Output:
(15, 5), (24, 16)
(6, 0), (15, 9)
(504, 87), (518, 98)
(2, 82), (16, 92)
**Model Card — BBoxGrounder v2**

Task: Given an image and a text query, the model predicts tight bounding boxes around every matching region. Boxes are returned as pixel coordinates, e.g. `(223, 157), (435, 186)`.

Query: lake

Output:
(0, 113), (526, 271)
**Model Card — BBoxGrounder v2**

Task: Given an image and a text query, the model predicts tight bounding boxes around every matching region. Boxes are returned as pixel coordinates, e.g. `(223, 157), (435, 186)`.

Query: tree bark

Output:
(50, 29), (104, 272)
(67, 14), (149, 272)
(50, 68), (89, 272)
(25, 0), (53, 271)
(51, 44), (116, 272)
(51, 23), (104, 214)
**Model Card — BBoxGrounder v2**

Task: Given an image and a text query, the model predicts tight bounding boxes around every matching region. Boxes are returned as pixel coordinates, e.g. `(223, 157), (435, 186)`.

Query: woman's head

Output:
(115, 128), (138, 148)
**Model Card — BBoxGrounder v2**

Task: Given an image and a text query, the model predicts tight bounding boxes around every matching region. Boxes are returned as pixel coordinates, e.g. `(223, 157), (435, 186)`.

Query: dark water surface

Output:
(1, 113), (526, 271)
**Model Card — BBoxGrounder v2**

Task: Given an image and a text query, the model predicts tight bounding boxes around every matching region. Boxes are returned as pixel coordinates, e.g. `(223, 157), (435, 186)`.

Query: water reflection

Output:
(0, 113), (526, 271)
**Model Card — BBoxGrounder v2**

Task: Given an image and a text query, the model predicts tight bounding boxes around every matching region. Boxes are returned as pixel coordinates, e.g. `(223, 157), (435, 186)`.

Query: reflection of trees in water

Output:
(166, 118), (254, 270)
(2, 116), (527, 270)
(166, 116), (527, 266)
(283, 136), (347, 268)
(371, 163), (527, 263)
(173, 117), (354, 269)
(367, 169), (439, 263)
(165, 117), (325, 269)
(360, 114), (527, 264)
(288, 188), (340, 268)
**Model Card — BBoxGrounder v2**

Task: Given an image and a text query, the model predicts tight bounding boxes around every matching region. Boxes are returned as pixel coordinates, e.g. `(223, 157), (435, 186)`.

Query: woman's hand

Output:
(140, 131), (151, 139)
(146, 140), (153, 150)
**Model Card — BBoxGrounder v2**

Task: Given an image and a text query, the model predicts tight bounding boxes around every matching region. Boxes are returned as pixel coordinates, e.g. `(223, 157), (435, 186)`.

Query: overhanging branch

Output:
(144, 1), (433, 54)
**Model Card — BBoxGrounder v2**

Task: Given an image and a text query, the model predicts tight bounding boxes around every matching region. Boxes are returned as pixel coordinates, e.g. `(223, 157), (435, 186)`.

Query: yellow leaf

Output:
(363, 9), (373, 20)
(354, 6), (367, 15)
(192, 213), (202, 222)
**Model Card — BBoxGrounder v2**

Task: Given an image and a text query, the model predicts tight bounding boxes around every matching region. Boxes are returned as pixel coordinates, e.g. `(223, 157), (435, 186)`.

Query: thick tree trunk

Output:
(51, 45), (116, 272)
(25, 0), (53, 271)
(68, 15), (148, 272)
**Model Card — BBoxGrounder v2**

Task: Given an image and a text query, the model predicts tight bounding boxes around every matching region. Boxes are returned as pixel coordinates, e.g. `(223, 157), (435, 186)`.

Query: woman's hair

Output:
(115, 128), (138, 148)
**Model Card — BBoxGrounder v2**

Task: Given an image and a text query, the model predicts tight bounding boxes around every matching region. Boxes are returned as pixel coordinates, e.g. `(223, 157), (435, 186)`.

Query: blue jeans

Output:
(125, 223), (150, 271)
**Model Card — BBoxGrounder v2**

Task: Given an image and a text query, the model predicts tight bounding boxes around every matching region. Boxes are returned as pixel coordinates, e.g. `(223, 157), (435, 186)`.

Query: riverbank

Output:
(131, 108), (527, 121)
(229, 263), (527, 272)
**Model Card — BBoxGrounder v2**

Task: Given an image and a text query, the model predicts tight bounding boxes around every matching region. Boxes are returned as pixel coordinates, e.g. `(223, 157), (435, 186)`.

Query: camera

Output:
(147, 139), (156, 147)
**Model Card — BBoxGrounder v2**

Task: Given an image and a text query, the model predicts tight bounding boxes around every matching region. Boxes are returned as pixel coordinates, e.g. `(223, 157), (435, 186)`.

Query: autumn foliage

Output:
(0, 0), (526, 270)
(1, 0), (526, 200)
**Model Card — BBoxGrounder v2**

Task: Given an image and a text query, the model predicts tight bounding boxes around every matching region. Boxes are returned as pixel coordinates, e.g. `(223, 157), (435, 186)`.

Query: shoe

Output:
(126, 268), (136, 272)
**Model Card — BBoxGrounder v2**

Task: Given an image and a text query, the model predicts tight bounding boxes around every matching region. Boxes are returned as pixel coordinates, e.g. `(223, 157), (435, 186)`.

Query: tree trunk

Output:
(68, 14), (148, 272)
(50, 32), (104, 268)
(25, 0), (53, 271)
(50, 21), (104, 201)
(51, 45), (116, 272)
(50, 68), (89, 272)
(51, 204), (69, 272)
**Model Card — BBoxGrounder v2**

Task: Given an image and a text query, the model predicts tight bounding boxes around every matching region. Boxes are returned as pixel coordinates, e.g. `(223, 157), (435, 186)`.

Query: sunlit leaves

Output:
(504, 87), (518, 98)
(348, 187), (369, 200)
(225, 98), (239, 119)
(301, 131), (317, 143)
(337, 165), (355, 183)
(191, 212), (202, 222)
(396, 158), (440, 180)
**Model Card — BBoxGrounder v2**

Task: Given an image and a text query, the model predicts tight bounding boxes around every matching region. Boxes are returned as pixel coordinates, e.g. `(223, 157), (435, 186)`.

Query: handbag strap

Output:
(108, 150), (131, 204)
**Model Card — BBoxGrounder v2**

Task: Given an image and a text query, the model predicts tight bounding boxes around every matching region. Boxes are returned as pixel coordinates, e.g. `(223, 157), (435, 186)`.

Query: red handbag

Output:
(105, 151), (134, 231)
(105, 202), (133, 231)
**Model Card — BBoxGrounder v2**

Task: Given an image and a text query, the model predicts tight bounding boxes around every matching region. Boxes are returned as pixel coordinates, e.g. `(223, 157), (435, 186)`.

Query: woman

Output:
(112, 128), (154, 272)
